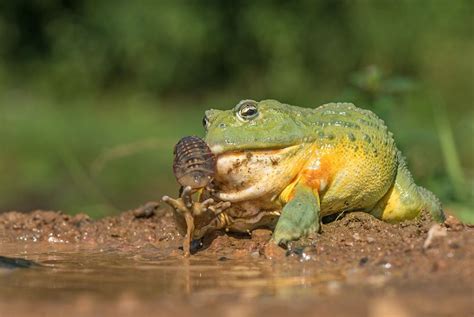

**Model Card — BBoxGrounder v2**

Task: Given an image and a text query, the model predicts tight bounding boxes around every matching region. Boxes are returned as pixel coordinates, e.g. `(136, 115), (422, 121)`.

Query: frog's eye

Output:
(236, 100), (259, 121)
(202, 115), (210, 130)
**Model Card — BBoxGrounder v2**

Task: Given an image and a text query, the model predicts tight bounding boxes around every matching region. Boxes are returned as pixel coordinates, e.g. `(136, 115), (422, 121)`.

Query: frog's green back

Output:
(283, 102), (396, 152)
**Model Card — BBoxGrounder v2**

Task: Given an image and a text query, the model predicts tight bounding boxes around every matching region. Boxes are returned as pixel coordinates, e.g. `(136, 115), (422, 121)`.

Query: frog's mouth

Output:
(209, 143), (297, 156)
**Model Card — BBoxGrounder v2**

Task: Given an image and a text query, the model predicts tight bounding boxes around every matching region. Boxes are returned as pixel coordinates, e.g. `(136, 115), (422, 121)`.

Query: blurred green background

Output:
(0, 1), (472, 220)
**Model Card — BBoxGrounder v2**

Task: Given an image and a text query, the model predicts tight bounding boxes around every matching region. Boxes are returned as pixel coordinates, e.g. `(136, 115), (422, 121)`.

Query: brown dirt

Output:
(0, 204), (472, 317)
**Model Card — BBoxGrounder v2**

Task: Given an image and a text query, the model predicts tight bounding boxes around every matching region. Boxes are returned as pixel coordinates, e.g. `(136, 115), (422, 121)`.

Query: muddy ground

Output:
(0, 204), (472, 317)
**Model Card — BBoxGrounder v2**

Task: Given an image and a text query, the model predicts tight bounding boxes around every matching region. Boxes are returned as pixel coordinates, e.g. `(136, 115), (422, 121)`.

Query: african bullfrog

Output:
(163, 99), (444, 254)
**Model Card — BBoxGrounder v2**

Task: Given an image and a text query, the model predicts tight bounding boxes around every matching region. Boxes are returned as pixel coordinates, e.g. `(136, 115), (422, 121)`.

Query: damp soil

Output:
(0, 203), (472, 317)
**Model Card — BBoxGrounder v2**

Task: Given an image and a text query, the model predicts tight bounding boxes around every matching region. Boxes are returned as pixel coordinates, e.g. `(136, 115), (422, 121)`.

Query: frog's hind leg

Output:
(371, 154), (445, 222)
(272, 183), (321, 245)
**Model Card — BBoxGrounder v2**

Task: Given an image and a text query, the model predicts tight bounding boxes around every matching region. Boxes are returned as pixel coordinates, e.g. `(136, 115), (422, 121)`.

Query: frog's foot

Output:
(272, 183), (321, 246)
(162, 186), (230, 256)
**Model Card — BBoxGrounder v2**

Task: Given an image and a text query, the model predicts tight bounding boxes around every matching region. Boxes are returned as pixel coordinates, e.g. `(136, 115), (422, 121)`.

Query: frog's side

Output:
(192, 100), (444, 244)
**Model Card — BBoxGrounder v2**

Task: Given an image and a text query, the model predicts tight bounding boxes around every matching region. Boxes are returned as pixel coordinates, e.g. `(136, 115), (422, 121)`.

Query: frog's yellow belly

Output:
(296, 142), (398, 216)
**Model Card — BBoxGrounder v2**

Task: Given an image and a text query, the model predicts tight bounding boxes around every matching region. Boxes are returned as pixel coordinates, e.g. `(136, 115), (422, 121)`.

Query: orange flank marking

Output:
(279, 145), (346, 203)
(301, 170), (323, 191)
(301, 155), (332, 192)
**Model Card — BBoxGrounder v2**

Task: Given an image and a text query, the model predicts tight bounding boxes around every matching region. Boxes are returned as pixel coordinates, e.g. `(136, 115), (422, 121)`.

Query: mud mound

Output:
(0, 205), (471, 268)
(0, 203), (179, 247)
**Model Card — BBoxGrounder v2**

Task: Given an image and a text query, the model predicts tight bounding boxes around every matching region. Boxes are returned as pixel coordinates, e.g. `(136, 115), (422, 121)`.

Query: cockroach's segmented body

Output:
(173, 136), (216, 189)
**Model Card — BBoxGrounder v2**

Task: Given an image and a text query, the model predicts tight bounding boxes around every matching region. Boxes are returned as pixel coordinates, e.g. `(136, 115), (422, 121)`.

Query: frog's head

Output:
(204, 99), (306, 154)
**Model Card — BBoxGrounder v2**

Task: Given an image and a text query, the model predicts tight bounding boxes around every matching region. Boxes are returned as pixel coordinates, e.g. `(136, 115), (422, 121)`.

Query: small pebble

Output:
(423, 224), (447, 249)
(444, 215), (464, 231)
(250, 251), (260, 258)
(133, 202), (160, 218)
(382, 262), (392, 269)
(366, 236), (375, 243)
(263, 243), (286, 260)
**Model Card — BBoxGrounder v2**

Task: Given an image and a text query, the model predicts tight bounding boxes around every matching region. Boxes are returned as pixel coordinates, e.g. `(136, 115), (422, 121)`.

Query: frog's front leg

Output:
(272, 183), (321, 245)
(162, 186), (230, 256)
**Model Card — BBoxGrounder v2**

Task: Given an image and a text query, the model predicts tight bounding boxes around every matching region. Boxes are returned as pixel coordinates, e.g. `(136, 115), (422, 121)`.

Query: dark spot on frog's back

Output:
(363, 134), (372, 144)
(357, 118), (372, 127)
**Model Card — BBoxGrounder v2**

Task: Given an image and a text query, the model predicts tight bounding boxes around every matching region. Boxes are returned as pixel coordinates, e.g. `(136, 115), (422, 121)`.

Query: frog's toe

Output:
(271, 224), (300, 246)
(272, 219), (320, 246)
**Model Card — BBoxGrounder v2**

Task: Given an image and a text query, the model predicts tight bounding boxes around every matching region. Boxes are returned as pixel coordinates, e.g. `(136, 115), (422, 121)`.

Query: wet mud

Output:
(0, 204), (472, 317)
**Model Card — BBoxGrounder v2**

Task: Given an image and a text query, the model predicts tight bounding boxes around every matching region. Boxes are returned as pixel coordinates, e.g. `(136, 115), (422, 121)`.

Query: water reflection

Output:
(0, 241), (346, 303)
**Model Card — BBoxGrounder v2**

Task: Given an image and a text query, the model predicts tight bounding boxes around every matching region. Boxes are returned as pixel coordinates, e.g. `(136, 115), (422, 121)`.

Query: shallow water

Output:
(0, 242), (343, 303)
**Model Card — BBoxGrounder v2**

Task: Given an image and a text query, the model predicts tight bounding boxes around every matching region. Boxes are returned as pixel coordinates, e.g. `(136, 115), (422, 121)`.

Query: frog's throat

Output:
(213, 144), (311, 202)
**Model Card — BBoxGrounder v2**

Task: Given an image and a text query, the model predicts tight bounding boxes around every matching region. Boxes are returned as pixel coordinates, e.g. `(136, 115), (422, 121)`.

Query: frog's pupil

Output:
(202, 115), (209, 129)
(242, 106), (257, 117)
